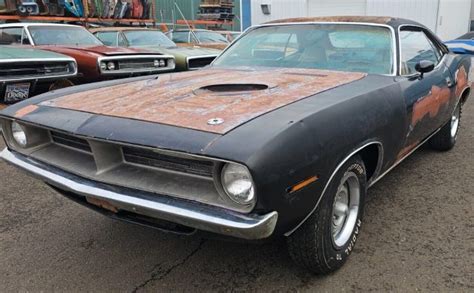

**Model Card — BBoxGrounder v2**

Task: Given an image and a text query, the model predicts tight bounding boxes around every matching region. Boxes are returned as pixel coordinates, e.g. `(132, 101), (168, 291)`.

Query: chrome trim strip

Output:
(285, 141), (383, 236)
(215, 22), (398, 76)
(369, 128), (442, 187)
(0, 59), (78, 82)
(0, 148), (278, 240)
(97, 55), (176, 75)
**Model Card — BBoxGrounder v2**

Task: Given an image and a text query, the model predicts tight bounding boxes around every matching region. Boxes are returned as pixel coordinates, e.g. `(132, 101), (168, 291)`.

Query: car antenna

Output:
(174, 2), (199, 42)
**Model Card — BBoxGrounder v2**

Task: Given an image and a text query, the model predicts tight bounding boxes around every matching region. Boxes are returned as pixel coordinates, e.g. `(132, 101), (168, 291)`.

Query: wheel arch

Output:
(284, 140), (384, 236)
(460, 86), (470, 105)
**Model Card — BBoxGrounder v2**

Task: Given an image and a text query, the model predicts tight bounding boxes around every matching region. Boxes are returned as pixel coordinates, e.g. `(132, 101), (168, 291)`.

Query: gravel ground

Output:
(0, 101), (473, 292)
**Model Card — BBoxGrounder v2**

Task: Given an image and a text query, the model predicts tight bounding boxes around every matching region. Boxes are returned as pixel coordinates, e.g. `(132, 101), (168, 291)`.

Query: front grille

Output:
(51, 131), (92, 153)
(123, 146), (214, 177)
(0, 62), (74, 80)
(188, 57), (216, 69)
(118, 59), (160, 70)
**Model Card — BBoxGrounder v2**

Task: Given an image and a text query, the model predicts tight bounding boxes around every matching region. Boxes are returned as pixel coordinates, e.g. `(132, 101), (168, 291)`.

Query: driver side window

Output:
(400, 29), (441, 75)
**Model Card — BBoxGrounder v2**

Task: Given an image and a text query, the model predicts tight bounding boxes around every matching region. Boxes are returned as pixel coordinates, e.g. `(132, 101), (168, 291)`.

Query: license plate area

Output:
(4, 83), (30, 103)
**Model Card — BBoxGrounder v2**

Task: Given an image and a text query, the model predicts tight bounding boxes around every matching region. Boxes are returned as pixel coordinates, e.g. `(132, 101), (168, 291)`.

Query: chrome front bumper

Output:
(0, 148), (278, 240)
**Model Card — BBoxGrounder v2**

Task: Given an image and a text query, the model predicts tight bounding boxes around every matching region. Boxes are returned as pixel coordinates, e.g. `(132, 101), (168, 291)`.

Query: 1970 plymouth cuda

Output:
(90, 27), (221, 71)
(0, 23), (175, 84)
(0, 46), (77, 107)
(0, 17), (471, 274)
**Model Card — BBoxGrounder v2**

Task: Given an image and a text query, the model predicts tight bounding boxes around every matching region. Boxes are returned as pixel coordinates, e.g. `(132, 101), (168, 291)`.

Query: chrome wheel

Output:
(450, 105), (461, 138)
(331, 171), (360, 248)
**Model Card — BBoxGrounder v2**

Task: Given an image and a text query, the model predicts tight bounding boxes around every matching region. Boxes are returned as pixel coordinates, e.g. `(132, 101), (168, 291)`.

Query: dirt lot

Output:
(0, 101), (473, 292)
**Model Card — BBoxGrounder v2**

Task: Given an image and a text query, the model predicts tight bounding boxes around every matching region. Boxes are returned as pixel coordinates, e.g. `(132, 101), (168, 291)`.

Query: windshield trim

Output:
(123, 30), (177, 47)
(27, 25), (102, 46)
(211, 22), (397, 76)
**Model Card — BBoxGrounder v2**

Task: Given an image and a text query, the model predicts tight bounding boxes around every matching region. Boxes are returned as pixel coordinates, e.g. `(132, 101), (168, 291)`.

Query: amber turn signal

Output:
(288, 176), (319, 193)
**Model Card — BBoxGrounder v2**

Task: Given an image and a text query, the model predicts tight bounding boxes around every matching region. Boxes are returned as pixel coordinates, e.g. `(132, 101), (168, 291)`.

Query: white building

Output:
(246, 0), (472, 40)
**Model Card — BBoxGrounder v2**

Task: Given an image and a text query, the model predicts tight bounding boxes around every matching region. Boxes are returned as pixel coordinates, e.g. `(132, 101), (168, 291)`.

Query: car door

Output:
(397, 26), (455, 153)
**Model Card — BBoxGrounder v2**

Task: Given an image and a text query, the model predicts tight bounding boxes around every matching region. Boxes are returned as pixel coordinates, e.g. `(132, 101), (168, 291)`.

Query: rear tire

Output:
(429, 103), (462, 151)
(287, 155), (367, 274)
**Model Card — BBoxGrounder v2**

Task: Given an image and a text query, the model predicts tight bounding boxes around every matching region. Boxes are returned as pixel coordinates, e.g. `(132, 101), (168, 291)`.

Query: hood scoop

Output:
(195, 83), (269, 95)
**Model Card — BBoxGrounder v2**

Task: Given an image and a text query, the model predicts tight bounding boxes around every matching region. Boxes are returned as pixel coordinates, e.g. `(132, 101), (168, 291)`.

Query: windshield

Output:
(213, 24), (394, 75)
(29, 26), (103, 46)
(124, 30), (177, 47)
(195, 31), (229, 44)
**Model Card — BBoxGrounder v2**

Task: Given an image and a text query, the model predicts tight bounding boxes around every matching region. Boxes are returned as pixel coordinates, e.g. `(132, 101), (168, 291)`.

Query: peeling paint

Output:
(455, 66), (468, 99)
(42, 68), (366, 134)
(411, 86), (451, 127)
(14, 105), (39, 118)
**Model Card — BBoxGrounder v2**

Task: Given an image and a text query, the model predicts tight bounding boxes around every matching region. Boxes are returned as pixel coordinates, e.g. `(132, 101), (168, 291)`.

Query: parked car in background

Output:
(0, 23), (175, 84)
(90, 27), (220, 71)
(445, 32), (474, 54)
(1, 16), (471, 274)
(215, 30), (241, 42)
(166, 29), (230, 50)
(0, 45), (77, 108)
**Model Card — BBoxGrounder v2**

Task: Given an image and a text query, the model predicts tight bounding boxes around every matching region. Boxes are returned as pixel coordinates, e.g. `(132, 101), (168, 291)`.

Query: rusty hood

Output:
(40, 68), (366, 134)
(38, 45), (160, 56)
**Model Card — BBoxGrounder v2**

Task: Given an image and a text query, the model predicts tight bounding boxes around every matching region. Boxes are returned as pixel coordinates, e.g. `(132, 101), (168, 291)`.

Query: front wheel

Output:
(287, 155), (367, 274)
(429, 103), (462, 151)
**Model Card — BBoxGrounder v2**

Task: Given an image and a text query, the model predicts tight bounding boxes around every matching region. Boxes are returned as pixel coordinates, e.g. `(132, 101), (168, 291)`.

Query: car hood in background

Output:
(135, 45), (221, 57)
(176, 43), (228, 51)
(0, 45), (73, 60)
(37, 45), (163, 56)
(445, 39), (474, 54)
(39, 68), (366, 134)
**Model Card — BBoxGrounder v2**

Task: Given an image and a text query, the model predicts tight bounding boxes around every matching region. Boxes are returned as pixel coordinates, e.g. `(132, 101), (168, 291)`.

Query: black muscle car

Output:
(0, 17), (471, 274)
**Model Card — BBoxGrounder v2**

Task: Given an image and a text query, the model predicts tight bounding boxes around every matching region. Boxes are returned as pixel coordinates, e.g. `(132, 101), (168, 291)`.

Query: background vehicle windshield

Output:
(124, 30), (177, 47)
(213, 24), (394, 74)
(195, 31), (229, 43)
(29, 26), (103, 46)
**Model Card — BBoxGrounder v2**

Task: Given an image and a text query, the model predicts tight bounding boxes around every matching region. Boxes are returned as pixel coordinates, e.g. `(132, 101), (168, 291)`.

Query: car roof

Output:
(0, 22), (83, 28)
(171, 29), (217, 32)
(89, 27), (161, 33)
(264, 16), (423, 28)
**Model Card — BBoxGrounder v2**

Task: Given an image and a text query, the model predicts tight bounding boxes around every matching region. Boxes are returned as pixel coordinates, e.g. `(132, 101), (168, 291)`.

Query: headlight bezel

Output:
(1, 119), (49, 151)
(219, 162), (256, 206)
(11, 121), (28, 147)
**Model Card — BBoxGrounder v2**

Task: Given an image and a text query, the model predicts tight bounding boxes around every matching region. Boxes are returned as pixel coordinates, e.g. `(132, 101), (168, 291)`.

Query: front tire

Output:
(287, 155), (367, 274)
(429, 103), (462, 151)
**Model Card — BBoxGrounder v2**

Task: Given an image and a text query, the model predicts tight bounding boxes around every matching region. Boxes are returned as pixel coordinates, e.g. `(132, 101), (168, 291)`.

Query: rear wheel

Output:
(287, 155), (366, 274)
(429, 103), (462, 151)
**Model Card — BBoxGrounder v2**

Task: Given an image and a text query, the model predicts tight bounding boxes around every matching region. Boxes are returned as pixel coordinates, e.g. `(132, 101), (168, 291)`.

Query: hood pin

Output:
(208, 118), (224, 125)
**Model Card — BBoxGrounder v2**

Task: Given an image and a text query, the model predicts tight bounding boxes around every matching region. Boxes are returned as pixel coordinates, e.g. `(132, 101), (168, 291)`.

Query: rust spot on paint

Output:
(411, 86), (451, 127)
(14, 105), (38, 118)
(396, 141), (419, 161)
(455, 66), (468, 99)
(43, 68), (366, 134)
(0, 104), (7, 111)
(86, 197), (118, 213)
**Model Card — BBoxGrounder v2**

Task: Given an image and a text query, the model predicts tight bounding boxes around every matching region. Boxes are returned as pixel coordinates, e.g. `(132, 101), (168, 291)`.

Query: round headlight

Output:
(221, 163), (255, 204)
(100, 62), (107, 71)
(153, 59), (160, 67)
(11, 122), (27, 147)
(159, 59), (166, 67)
(107, 61), (116, 70)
